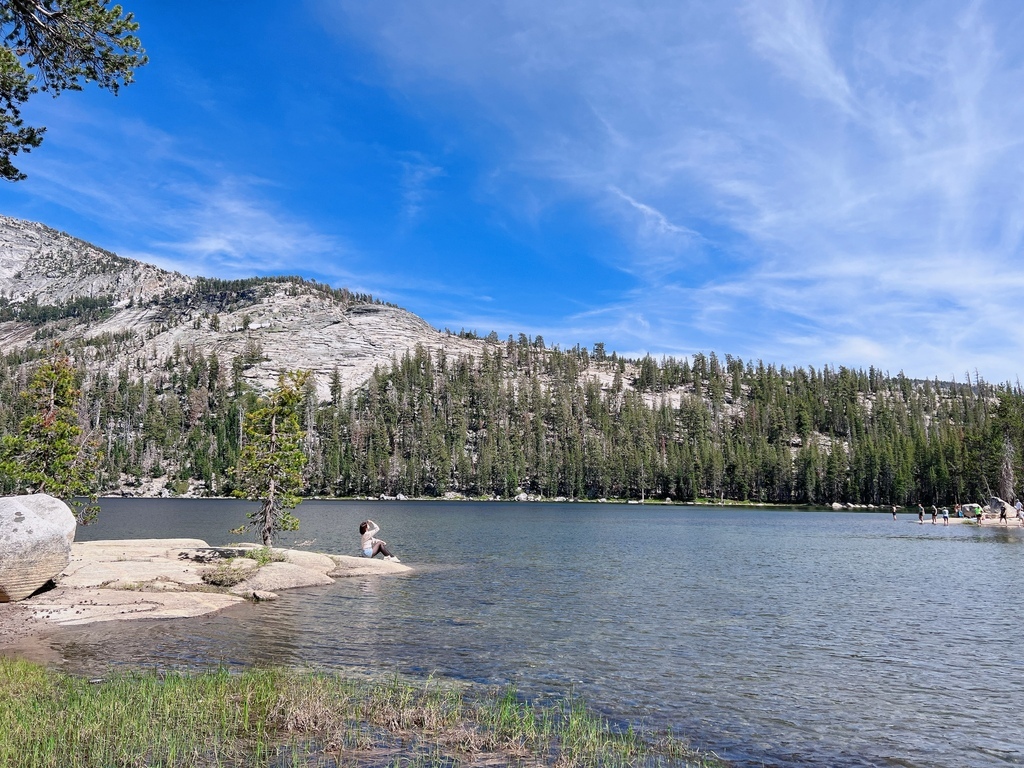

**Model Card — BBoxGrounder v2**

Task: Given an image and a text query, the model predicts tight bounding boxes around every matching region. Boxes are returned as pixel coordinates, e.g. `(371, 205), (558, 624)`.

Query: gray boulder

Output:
(986, 497), (1015, 520)
(0, 494), (77, 602)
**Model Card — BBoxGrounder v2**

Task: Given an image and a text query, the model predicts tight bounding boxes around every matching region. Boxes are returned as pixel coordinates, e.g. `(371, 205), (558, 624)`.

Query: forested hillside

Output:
(1, 334), (1021, 506)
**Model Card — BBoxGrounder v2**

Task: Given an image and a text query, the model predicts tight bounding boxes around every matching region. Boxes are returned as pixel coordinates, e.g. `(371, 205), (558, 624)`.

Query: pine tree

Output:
(232, 370), (310, 546)
(0, 354), (101, 522)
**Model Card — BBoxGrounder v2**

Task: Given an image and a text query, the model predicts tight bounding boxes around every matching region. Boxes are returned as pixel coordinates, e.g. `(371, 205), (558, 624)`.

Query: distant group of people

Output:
(990, 499), (1024, 526)
(1013, 499), (1024, 526)
(978, 499), (1024, 526)
(891, 501), (1024, 527)
(908, 503), (951, 526)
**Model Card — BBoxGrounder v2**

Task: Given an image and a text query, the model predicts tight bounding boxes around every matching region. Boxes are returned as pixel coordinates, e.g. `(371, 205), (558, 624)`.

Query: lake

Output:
(43, 499), (1024, 767)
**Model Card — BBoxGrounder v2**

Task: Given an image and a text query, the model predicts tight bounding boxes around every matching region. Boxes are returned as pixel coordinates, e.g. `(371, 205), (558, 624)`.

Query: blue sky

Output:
(2, 1), (1024, 384)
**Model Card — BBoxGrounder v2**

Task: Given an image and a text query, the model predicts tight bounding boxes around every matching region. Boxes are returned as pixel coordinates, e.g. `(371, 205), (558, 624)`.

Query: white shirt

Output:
(361, 522), (380, 550)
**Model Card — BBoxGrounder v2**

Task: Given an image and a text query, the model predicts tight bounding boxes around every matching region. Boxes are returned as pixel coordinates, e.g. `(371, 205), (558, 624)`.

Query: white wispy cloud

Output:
(147, 178), (342, 276)
(608, 187), (700, 242)
(741, 0), (857, 116)
(8, 100), (351, 281)
(324, 0), (1024, 380)
(6, 1), (1024, 383)
(399, 154), (444, 222)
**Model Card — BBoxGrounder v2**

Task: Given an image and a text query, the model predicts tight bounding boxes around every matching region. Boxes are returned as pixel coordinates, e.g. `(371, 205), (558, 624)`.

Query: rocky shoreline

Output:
(0, 537), (409, 653)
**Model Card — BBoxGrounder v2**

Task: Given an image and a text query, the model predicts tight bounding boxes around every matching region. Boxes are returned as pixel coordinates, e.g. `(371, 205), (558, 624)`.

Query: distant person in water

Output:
(942, 507), (949, 526)
(1016, 499), (1024, 527)
(359, 519), (400, 562)
(930, 505), (938, 524)
(918, 504), (924, 524)
(892, 504), (897, 520)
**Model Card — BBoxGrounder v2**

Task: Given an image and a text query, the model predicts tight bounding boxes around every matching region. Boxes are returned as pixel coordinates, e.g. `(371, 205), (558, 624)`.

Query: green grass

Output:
(241, 546), (285, 566)
(0, 658), (725, 767)
(200, 547), (285, 587)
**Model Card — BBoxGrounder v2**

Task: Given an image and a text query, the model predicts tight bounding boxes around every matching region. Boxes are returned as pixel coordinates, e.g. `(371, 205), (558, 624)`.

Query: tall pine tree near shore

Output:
(232, 370), (310, 546)
(0, 353), (101, 522)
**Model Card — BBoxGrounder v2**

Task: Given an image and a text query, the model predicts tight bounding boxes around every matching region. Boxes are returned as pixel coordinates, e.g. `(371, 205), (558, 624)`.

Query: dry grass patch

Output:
(0, 659), (725, 767)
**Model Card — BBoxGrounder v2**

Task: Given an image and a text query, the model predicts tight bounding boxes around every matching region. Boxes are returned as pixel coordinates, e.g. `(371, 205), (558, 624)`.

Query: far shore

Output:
(98, 491), (1016, 517)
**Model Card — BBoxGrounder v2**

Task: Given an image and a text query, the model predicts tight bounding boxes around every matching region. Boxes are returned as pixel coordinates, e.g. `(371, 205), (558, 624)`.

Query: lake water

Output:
(44, 499), (1024, 767)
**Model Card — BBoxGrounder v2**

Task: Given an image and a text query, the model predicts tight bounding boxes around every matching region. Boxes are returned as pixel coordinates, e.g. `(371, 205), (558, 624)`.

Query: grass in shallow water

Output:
(0, 658), (725, 767)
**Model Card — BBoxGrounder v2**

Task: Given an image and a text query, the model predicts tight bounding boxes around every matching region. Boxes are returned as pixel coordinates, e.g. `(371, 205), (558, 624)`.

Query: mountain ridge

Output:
(0, 215), (192, 306)
(0, 215), (486, 398)
(0, 217), (1019, 506)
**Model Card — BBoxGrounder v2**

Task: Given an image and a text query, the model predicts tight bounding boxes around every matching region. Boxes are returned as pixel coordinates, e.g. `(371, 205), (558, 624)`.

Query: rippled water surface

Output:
(54, 499), (1024, 767)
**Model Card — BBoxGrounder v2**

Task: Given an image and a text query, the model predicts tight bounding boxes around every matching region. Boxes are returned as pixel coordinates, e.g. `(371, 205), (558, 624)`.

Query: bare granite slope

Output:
(0, 215), (193, 306)
(0, 216), (482, 397)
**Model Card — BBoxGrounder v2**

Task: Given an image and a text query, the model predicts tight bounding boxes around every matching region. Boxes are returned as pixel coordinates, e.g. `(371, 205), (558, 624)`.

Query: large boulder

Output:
(0, 494), (77, 602)
(985, 497), (1016, 522)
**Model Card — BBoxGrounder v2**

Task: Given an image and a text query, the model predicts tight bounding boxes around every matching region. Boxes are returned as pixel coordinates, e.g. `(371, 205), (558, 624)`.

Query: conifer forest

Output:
(2, 334), (1023, 507)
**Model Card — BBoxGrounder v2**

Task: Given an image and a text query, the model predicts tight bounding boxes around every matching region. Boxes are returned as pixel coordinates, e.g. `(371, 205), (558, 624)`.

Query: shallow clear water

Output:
(52, 499), (1024, 767)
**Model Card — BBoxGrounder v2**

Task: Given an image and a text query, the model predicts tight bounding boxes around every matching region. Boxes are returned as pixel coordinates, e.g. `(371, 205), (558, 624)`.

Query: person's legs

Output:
(371, 541), (396, 558)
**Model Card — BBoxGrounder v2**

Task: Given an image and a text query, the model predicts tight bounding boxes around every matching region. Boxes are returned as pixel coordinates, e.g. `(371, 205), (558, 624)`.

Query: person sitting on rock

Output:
(359, 519), (400, 562)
